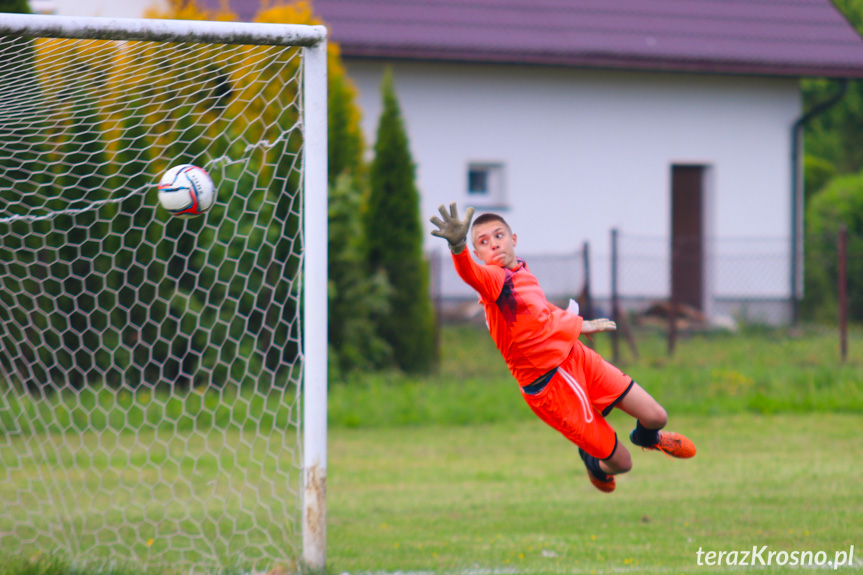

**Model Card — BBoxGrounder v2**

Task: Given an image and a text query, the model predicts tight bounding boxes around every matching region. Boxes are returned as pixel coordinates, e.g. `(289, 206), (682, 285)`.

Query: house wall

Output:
(29, 0), (166, 17)
(343, 59), (801, 317)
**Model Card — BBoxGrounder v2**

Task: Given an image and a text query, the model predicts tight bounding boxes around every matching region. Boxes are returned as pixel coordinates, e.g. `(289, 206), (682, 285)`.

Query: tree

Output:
(325, 54), (393, 374)
(801, 78), (863, 177)
(53, 81), (112, 389)
(328, 173), (392, 375)
(803, 171), (863, 321)
(798, 0), (863, 322)
(250, 0), (395, 376)
(802, 1), (863, 179)
(0, 0), (29, 13)
(365, 69), (437, 373)
(328, 67), (365, 187)
(0, 0), (43, 207)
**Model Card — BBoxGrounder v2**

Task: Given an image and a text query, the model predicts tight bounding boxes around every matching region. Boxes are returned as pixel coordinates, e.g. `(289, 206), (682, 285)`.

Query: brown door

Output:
(671, 165), (704, 310)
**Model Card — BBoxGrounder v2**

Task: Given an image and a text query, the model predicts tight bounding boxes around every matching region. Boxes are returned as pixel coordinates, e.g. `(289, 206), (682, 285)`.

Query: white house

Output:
(46, 0), (863, 323)
(342, 61), (806, 323)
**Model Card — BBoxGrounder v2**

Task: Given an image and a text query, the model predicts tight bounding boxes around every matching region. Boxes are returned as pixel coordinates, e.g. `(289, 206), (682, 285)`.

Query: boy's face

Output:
(472, 220), (518, 269)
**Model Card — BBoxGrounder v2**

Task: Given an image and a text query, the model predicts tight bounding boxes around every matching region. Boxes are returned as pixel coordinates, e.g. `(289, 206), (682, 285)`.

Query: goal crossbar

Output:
(0, 13), (327, 47)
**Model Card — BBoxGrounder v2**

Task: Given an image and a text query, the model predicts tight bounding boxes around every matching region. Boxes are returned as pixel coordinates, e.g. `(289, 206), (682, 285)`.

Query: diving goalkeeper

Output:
(430, 203), (696, 493)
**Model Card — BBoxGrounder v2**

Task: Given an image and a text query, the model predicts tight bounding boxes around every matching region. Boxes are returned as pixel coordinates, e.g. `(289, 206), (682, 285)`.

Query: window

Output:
(468, 169), (488, 195)
(466, 163), (506, 207)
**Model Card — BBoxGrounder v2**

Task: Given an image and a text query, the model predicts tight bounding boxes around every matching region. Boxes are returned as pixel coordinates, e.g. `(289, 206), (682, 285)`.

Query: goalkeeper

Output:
(430, 203), (696, 493)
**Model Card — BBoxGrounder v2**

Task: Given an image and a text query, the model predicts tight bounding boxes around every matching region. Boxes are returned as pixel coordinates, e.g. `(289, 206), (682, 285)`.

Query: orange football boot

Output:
(585, 468), (616, 493)
(579, 447), (616, 493)
(639, 431), (697, 459)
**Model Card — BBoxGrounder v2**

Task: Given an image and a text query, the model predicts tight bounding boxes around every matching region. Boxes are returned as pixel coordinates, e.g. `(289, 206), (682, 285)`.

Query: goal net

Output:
(0, 14), (328, 573)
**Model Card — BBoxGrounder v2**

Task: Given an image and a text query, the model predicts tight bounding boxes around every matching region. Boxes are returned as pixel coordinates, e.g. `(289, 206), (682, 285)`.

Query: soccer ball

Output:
(157, 164), (216, 217)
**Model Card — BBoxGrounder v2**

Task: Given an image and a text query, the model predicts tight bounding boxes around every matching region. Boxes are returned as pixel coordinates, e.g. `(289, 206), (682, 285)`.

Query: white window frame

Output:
(466, 162), (507, 209)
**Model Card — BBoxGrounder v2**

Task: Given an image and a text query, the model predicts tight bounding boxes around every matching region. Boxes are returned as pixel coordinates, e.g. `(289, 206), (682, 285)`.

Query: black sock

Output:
(579, 447), (609, 479)
(586, 454), (606, 478)
(630, 420), (660, 447)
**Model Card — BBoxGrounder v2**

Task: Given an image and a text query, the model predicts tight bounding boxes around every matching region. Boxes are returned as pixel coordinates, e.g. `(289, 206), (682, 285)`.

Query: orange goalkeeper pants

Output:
(520, 342), (633, 460)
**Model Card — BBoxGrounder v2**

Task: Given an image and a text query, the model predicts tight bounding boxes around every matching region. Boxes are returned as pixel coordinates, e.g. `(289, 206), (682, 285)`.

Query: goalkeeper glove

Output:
(581, 319), (617, 334)
(430, 202), (475, 254)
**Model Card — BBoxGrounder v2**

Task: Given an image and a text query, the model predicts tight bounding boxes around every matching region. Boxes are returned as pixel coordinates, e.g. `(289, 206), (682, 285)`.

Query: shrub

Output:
(365, 69), (437, 373)
(803, 170), (863, 321)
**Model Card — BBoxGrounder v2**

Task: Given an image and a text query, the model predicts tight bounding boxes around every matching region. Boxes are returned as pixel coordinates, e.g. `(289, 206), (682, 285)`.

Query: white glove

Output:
(566, 299), (579, 316)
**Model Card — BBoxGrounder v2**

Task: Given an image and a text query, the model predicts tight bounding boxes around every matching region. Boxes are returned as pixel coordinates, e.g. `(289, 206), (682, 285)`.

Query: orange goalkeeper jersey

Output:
(452, 249), (583, 386)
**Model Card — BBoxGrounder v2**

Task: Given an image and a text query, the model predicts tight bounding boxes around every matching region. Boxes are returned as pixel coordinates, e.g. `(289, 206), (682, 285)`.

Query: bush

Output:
(328, 173), (392, 376)
(803, 170), (863, 321)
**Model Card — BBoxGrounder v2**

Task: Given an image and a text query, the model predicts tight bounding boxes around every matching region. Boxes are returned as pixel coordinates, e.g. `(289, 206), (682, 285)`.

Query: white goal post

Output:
(0, 13), (328, 572)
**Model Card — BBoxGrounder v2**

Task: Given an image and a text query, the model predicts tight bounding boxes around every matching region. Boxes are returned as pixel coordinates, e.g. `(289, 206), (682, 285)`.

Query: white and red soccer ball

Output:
(157, 164), (216, 217)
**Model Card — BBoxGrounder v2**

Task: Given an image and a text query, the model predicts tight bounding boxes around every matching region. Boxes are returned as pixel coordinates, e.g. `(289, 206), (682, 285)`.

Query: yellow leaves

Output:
(144, 0), (236, 21)
(255, 1), (318, 26)
(32, 37), (118, 106)
(250, 1), (355, 87)
(27, 0), (361, 193)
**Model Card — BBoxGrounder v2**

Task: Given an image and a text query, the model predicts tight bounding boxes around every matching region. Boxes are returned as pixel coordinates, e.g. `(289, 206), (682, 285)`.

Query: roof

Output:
(209, 0), (863, 78)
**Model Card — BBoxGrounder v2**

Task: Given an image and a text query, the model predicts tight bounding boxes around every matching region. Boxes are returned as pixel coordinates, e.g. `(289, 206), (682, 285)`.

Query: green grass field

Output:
(2, 324), (862, 574)
(329, 324), (863, 428)
(328, 412), (861, 574)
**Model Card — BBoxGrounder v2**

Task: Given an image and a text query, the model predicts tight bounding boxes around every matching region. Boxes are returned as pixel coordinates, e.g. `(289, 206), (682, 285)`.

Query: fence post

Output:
(431, 248), (443, 362)
(668, 239), (678, 357)
(582, 241), (593, 320)
(839, 224), (848, 362)
(668, 295), (678, 357)
(611, 229), (620, 364)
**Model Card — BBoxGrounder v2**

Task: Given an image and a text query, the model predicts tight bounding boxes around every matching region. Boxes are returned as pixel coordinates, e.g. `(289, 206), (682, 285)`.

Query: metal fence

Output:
(429, 229), (857, 329)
